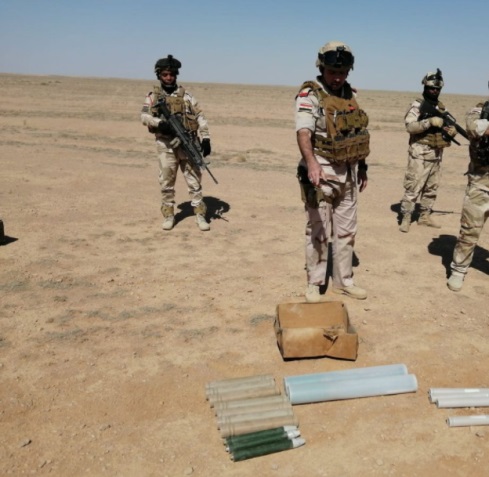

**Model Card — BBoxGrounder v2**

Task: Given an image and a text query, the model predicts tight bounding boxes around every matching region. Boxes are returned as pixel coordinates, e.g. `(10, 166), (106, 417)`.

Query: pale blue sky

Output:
(1, 0), (488, 95)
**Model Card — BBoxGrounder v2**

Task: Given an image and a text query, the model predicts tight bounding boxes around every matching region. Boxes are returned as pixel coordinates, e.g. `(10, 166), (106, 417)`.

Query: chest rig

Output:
(151, 85), (199, 133)
(300, 81), (370, 164)
(412, 99), (451, 149)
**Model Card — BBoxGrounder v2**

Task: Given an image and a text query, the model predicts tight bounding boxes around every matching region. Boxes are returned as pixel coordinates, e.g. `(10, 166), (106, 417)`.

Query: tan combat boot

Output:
(194, 202), (210, 231)
(305, 284), (321, 303)
(418, 212), (441, 228)
(161, 205), (175, 231)
(332, 284), (367, 300)
(399, 214), (411, 233)
(447, 272), (464, 292)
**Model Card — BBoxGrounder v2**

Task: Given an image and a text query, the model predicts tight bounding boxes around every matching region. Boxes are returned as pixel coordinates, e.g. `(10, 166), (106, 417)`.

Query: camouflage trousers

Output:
(400, 157), (441, 214)
(156, 140), (203, 208)
(305, 175), (358, 288)
(450, 183), (489, 274)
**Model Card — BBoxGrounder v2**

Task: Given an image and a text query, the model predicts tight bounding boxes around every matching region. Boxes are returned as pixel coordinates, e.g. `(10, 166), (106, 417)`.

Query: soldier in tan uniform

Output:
(447, 91), (489, 292)
(295, 41), (369, 302)
(141, 55), (212, 231)
(399, 69), (457, 232)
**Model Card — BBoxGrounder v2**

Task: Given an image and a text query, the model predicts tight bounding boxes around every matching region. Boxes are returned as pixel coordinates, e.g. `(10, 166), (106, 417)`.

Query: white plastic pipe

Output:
(437, 396), (489, 408)
(429, 388), (489, 403)
(430, 391), (489, 404)
(286, 373), (418, 405)
(284, 364), (408, 389)
(447, 415), (489, 427)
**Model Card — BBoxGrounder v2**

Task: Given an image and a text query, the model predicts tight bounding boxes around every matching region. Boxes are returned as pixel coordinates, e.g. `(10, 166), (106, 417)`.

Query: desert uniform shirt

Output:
(295, 80), (361, 184)
(405, 100), (444, 161)
(140, 85), (210, 142)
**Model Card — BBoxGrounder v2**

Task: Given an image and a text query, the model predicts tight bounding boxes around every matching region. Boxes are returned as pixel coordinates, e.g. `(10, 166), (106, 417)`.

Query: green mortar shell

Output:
(224, 425), (298, 447)
(231, 437), (305, 462)
(226, 429), (301, 453)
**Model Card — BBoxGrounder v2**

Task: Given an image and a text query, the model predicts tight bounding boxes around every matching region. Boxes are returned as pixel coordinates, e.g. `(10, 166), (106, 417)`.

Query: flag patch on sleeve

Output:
(298, 102), (312, 112)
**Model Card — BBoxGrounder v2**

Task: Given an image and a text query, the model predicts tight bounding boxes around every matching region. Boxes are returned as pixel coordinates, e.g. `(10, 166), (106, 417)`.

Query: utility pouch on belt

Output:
(297, 165), (326, 208)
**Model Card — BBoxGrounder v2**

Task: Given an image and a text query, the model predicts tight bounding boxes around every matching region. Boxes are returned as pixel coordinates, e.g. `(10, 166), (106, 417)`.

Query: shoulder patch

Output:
(298, 102), (313, 113)
(298, 90), (311, 97)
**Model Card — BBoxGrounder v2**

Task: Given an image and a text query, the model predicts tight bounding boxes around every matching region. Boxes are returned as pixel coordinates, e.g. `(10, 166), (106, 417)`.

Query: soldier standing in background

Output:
(141, 55), (212, 232)
(447, 89), (489, 292)
(295, 41), (369, 302)
(399, 69), (457, 233)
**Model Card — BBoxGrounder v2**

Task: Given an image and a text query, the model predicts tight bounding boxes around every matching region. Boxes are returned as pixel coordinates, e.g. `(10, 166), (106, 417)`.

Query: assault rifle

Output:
(419, 100), (469, 146)
(154, 99), (218, 184)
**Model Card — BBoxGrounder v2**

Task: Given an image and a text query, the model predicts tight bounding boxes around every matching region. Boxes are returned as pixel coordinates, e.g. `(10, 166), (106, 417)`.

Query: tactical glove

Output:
(169, 137), (182, 149)
(446, 126), (457, 137)
(157, 119), (172, 135)
(201, 138), (211, 157)
(429, 117), (444, 128)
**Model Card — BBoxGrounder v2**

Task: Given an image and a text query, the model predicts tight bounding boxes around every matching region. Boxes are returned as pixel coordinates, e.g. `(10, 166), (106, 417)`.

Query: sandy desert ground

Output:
(1, 73), (489, 476)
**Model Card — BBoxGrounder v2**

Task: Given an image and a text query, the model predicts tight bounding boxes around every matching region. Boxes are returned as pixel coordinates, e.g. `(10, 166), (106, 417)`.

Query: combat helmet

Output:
(316, 41), (354, 70)
(154, 55), (182, 78)
(422, 69), (444, 88)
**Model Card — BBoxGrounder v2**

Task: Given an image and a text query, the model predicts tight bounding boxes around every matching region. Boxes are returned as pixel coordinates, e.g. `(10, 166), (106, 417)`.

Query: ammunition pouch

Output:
(151, 86), (199, 133)
(314, 130), (370, 163)
(412, 129), (450, 149)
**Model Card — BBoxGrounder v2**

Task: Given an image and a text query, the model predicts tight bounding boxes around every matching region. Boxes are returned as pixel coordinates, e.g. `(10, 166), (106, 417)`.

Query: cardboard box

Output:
(274, 301), (358, 361)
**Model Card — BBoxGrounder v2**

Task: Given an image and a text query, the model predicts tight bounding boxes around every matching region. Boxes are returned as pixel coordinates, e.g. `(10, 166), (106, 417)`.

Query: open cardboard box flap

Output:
(274, 301), (358, 360)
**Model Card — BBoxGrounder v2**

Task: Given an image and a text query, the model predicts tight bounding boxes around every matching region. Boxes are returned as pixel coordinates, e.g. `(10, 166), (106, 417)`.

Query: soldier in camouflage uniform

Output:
(447, 92), (489, 292)
(141, 55), (212, 231)
(399, 69), (457, 233)
(295, 41), (369, 302)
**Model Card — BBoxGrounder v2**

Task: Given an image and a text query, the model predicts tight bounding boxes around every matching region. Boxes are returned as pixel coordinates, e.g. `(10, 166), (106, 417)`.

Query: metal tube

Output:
(220, 414), (299, 438)
(214, 394), (290, 412)
(206, 375), (275, 398)
(207, 382), (276, 401)
(436, 396), (489, 408)
(446, 415), (489, 427)
(217, 408), (295, 429)
(216, 400), (293, 418)
(286, 373), (418, 405)
(209, 385), (280, 407)
(206, 374), (275, 392)
(284, 364), (408, 390)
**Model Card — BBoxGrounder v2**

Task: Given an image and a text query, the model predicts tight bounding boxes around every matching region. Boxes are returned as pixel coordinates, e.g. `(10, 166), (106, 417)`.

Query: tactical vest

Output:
(411, 99), (451, 148)
(299, 81), (370, 164)
(151, 85), (199, 133)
